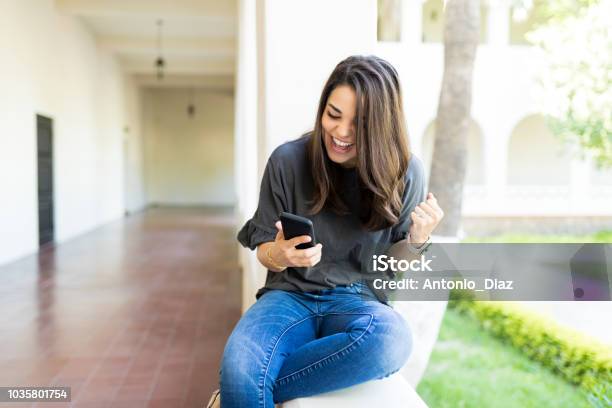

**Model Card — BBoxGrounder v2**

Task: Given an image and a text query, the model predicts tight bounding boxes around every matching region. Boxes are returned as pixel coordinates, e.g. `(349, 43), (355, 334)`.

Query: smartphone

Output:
(279, 212), (316, 250)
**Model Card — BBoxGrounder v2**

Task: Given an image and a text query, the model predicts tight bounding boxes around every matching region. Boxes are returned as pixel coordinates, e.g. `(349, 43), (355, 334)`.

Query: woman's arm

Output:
(256, 242), (286, 272)
(385, 237), (429, 260)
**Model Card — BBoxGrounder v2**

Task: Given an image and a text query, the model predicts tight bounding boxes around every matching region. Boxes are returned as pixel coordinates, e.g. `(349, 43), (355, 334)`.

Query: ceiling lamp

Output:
(155, 19), (166, 80)
(187, 88), (196, 118)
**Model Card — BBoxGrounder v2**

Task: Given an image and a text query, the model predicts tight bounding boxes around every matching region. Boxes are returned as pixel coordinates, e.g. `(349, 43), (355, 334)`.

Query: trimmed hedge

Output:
(448, 295), (612, 407)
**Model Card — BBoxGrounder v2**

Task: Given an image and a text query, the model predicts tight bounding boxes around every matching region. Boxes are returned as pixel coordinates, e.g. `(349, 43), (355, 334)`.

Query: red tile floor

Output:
(0, 207), (242, 407)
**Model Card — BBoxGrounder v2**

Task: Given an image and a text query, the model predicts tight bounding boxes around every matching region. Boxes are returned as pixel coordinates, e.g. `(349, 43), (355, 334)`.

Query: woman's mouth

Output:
(330, 136), (355, 153)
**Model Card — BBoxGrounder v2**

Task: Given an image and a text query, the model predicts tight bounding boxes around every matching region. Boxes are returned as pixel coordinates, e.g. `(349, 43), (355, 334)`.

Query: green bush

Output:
(463, 230), (612, 243)
(449, 298), (612, 407)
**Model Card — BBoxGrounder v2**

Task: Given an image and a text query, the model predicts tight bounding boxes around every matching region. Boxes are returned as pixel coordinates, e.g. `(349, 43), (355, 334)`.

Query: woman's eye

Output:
(327, 111), (340, 120)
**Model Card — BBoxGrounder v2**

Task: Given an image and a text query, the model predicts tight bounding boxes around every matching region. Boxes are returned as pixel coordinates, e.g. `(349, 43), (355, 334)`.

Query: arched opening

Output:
(506, 114), (570, 185)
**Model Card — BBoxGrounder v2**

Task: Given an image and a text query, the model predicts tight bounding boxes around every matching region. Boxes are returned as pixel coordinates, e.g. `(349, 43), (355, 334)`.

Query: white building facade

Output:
(378, 0), (612, 236)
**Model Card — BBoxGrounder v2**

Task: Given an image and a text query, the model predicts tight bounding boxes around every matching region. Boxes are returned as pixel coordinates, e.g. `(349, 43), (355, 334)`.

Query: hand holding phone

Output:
(268, 212), (322, 268)
(279, 212), (316, 249)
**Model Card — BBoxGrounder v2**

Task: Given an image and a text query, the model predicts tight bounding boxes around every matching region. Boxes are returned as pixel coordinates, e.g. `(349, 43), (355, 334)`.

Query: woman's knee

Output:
(369, 308), (413, 375)
(220, 328), (265, 393)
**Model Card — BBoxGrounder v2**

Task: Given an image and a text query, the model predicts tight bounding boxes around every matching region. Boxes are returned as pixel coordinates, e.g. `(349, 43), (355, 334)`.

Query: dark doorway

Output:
(37, 115), (54, 247)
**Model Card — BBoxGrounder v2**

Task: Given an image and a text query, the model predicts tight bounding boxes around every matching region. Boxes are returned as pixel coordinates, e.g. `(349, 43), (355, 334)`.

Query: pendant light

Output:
(155, 19), (166, 80)
(187, 87), (196, 118)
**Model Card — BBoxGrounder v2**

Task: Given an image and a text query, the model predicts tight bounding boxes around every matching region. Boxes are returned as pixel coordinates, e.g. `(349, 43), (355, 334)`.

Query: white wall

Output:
(0, 0), (132, 265)
(123, 76), (147, 214)
(261, 0), (377, 156)
(142, 88), (235, 206)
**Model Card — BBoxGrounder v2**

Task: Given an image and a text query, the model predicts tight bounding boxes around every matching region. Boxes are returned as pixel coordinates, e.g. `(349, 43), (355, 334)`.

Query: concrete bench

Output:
(279, 372), (428, 407)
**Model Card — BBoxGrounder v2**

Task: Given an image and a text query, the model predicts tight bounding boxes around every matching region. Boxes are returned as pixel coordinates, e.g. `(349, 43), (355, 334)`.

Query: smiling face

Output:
(321, 84), (358, 167)
(310, 55), (410, 230)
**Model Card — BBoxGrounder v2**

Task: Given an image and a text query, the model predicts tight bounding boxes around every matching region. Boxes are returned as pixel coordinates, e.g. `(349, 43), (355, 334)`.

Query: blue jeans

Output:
(219, 281), (412, 407)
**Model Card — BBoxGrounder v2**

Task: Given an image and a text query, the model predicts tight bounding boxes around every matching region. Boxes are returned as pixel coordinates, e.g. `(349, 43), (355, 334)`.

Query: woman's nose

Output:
(336, 122), (353, 138)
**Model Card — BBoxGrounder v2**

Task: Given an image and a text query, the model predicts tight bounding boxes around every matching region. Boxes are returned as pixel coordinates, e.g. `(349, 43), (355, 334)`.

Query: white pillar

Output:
(487, 0), (510, 46)
(235, 0), (258, 218)
(235, 0), (262, 311)
(401, 0), (426, 45)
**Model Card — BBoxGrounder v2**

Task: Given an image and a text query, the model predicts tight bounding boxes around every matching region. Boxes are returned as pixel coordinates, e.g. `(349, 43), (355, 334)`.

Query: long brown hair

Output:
(308, 55), (410, 231)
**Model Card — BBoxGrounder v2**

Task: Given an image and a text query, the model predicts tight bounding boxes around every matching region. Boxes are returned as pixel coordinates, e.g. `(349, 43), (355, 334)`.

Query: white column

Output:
(401, 0), (426, 45)
(256, 0), (269, 182)
(487, 0), (510, 46)
(235, 0), (262, 311)
(235, 0), (258, 219)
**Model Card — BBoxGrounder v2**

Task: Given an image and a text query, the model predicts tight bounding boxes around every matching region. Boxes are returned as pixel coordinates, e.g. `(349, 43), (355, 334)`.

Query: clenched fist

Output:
(409, 192), (444, 244)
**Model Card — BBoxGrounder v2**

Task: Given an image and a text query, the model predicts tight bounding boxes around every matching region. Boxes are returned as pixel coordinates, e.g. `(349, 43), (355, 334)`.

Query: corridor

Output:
(0, 208), (241, 407)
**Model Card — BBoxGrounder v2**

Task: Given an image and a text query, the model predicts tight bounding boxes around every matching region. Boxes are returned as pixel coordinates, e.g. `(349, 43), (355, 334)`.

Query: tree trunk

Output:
(428, 0), (480, 236)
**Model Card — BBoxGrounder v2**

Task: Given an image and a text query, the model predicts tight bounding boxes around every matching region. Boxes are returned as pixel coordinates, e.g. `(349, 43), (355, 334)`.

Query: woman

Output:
(212, 55), (444, 408)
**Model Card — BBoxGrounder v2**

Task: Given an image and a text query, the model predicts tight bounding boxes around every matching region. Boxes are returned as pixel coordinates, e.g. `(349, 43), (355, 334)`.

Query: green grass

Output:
(463, 230), (612, 243)
(417, 308), (593, 408)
